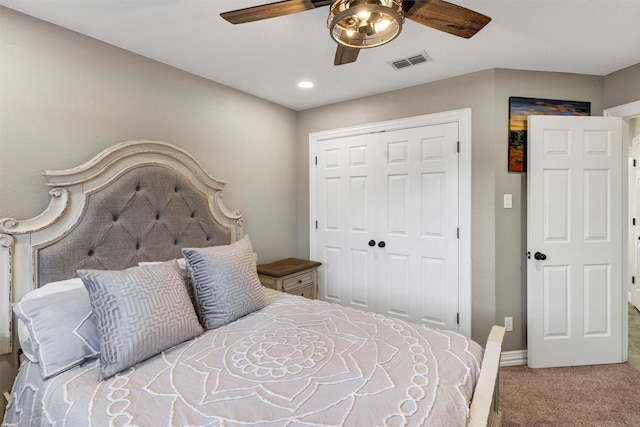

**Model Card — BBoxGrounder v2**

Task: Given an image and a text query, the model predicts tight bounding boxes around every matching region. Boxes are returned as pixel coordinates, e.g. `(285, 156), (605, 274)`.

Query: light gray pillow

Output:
(138, 258), (198, 320)
(182, 235), (267, 330)
(77, 260), (203, 380)
(13, 286), (100, 379)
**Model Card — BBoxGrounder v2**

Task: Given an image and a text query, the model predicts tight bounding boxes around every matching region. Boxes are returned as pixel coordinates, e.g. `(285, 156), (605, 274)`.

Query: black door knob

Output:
(534, 252), (547, 260)
(378, 241), (386, 248)
(368, 240), (376, 247)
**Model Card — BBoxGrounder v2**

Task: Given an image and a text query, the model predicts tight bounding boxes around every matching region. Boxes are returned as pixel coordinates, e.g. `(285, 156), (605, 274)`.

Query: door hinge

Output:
(457, 228), (460, 239)
(315, 156), (318, 166)
(456, 141), (460, 153)
(634, 159), (637, 167)
(456, 313), (460, 324)
(634, 218), (636, 226)
(633, 276), (636, 284)
(315, 221), (318, 229)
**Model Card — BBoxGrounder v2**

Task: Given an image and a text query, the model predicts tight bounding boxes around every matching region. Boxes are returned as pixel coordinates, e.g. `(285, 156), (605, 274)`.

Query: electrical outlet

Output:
(504, 316), (513, 332)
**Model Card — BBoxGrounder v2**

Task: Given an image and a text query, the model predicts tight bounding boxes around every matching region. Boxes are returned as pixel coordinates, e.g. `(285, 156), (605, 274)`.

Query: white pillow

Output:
(139, 258), (186, 269)
(14, 278), (100, 378)
(17, 278), (85, 363)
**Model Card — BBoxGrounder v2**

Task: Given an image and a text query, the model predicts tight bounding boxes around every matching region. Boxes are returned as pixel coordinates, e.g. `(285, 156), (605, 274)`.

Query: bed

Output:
(0, 140), (504, 426)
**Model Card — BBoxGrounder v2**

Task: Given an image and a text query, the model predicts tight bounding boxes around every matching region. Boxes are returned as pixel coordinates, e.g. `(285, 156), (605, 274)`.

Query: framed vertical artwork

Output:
(508, 97), (591, 172)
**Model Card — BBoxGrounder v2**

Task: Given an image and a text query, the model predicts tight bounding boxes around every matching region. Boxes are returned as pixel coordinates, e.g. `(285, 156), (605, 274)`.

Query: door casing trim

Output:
(605, 99), (640, 361)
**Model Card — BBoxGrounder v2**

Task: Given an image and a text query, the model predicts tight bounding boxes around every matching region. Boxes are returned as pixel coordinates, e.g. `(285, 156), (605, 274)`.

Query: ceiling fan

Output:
(220, 0), (491, 66)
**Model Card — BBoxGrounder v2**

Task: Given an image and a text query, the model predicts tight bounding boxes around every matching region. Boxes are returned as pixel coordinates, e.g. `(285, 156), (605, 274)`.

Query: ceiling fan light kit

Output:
(220, 0), (491, 66)
(328, 0), (404, 49)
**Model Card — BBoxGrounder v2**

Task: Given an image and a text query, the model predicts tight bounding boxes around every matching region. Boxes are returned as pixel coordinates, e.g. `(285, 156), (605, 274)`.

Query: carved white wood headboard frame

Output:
(0, 140), (244, 355)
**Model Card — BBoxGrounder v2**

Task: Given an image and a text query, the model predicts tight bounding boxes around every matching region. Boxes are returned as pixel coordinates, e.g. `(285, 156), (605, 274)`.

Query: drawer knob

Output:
(298, 279), (302, 283)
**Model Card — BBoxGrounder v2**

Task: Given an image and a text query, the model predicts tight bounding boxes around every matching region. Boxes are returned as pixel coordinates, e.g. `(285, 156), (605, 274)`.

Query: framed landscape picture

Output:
(508, 97), (591, 172)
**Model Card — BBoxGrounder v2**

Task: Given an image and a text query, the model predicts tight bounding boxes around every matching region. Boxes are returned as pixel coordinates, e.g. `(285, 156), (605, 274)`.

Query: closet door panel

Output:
(377, 123), (459, 330)
(314, 120), (460, 332)
(316, 134), (377, 312)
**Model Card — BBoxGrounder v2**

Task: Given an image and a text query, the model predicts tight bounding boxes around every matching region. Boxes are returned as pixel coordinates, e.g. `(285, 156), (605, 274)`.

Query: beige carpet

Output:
(499, 362), (640, 426)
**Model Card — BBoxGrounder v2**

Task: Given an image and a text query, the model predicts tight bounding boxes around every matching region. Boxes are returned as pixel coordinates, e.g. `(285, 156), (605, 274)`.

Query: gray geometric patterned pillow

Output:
(138, 258), (199, 321)
(77, 260), (203, 380)
(182, 235), (267, 330)
(13, 286), (100, 379)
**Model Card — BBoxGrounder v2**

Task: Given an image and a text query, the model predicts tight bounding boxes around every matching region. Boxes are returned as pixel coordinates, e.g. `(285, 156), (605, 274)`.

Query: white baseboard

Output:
(500, 350), (527, 366)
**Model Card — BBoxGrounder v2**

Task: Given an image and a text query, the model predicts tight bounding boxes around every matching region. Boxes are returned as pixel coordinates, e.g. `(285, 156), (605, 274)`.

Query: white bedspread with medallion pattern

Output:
(4, 290), (483, 427)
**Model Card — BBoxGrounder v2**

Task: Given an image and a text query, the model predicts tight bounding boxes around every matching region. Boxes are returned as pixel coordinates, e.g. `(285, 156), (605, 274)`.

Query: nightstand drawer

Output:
(285, 283), (314, 299)
(282, 272), (313, 291)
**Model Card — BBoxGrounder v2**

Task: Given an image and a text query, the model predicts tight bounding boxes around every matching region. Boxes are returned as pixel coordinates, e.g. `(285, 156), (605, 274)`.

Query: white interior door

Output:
(314, 122), (460, 331)
(632, 135), (640, 310)
(527, 115), (624, 368)
(375, 124), (459, 330)
(315, 132), (378, 313)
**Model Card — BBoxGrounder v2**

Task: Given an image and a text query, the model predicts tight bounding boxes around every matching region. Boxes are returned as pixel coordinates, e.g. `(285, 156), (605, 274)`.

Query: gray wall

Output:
(0, 7), (298, 262)
(296, 70), (498, 344)
(492, 70), (604, 350)
(296, 69), (609, 349)
(0, 7), (297, 402)
(604, 63), (640, 109)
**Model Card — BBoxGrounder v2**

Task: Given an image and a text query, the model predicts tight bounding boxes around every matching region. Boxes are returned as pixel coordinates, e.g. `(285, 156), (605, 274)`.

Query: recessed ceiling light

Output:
(298, 81), (314, 89)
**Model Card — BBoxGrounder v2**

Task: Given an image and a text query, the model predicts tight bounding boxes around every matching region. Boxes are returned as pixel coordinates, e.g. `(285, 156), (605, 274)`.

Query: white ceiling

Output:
(1, 0), (639, 111)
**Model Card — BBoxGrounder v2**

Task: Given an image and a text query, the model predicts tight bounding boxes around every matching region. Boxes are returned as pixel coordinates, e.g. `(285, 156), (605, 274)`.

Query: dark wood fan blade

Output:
(333, 29), (365, 66)
(404, 0), (491, 39)
(334, 44), (360, 66)
(221, 0), (331, 24)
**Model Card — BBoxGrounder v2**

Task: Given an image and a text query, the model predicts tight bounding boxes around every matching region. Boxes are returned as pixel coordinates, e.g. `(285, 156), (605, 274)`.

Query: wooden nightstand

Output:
(257, 258), (321, 299)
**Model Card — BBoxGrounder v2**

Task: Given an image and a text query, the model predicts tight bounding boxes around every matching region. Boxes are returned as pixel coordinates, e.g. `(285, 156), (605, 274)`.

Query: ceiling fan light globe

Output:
(375, 19), (391, 32)
(328, 0), (403, 49)
(356, 10), (371, 21)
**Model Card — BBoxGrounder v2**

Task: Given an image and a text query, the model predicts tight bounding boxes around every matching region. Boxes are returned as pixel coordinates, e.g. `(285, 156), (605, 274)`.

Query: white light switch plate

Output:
(504, 194), (513, 209)
(505, 317), (513, 332)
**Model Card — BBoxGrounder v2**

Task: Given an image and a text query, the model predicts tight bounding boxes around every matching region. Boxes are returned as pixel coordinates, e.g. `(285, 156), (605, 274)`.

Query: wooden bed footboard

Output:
(467, 325), (506, 427)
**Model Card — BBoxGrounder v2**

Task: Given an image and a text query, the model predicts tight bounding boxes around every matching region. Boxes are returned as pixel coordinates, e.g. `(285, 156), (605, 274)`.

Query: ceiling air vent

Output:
(390, 51), (433, 70)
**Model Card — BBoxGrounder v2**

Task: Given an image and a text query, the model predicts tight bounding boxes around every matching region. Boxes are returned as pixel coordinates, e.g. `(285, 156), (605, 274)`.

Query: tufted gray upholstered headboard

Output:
(37, 165), (231, 285)
(0, 140), (244, 355)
